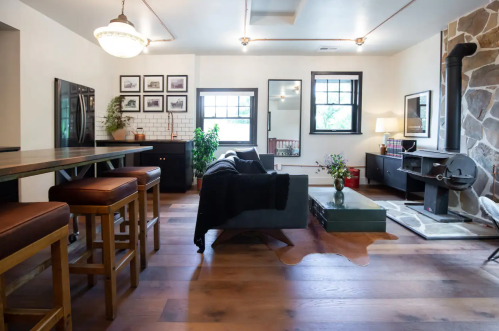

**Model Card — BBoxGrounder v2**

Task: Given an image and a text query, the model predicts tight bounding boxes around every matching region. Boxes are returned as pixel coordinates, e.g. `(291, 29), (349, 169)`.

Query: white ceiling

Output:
(19, 0), (488, 56)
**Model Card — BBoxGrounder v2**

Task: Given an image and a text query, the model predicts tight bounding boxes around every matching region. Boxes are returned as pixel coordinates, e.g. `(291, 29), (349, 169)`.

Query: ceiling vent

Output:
(317, 46), (338, 52)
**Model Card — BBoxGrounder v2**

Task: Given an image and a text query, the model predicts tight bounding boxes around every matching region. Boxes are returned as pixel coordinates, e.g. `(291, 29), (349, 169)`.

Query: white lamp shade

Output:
(94, 22), (148, 58)
(375, 117), (399, 133)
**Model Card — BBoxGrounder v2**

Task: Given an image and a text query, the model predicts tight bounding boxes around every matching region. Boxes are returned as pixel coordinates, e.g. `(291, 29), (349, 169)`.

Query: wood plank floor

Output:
(5, 185), (499, 331)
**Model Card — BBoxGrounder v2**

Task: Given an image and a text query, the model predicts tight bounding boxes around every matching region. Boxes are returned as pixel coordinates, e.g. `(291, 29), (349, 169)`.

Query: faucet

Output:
(167, 112), (178, 140)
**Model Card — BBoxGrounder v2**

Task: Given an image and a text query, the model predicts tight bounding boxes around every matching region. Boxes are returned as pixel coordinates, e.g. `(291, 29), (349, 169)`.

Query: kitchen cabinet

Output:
(97, 140), (193, 193)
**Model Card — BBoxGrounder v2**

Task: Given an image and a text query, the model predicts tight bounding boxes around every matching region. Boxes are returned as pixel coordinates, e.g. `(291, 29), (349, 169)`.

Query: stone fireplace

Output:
(439, 0), (499, 221)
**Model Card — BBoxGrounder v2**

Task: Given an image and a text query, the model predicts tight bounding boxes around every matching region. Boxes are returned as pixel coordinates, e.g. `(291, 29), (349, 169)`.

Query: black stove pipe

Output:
(444, 43), (477, 152)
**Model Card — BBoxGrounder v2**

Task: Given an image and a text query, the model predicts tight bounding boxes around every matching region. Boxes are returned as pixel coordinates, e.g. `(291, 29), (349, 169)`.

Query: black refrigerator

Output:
(54, 78), (95, 184)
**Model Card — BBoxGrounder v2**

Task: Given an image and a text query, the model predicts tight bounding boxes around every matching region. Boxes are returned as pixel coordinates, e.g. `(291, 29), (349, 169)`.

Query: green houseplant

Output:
(103, 96), (132, 140)
(316, 154), (352, 191)
(193, 125), (220, 190)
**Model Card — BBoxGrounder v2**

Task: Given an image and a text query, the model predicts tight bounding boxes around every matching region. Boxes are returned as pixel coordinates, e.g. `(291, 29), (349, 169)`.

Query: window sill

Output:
(309, 132), (363, 135)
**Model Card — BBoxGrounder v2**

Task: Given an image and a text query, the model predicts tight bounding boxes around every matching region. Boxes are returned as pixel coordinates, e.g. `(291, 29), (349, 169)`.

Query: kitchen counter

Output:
(96, 140), (194, 193)
(96, 139), (192, 143)
(0, 146), (20, 153)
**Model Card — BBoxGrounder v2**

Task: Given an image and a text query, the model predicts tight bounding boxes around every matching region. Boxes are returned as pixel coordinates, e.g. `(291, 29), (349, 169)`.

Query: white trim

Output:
(315, 75), (359, 80)
(200, 91), (254, 96)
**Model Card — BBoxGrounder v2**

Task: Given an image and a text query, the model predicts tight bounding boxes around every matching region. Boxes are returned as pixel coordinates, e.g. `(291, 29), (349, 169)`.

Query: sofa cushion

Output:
(224, 150), (237, 158)
(234, 158), (267, 174)
(236, 147), (260, 162)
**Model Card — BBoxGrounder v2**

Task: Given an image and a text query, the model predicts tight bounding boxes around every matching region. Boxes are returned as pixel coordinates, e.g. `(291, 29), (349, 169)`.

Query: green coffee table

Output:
(308, 187), (387, 232)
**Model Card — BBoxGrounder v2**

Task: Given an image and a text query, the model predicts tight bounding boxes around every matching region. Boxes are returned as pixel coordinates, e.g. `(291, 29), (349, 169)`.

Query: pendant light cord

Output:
(121, 0), (125, 15)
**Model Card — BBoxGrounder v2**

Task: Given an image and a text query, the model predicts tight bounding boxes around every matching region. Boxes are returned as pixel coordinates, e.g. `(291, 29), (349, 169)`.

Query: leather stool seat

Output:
(0, 202), (69, 259)
(104, 167), (161, 185)
(49, 177), (138, 206)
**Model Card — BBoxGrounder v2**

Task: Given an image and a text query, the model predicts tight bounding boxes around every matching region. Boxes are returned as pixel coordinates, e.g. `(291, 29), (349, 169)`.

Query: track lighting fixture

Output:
(239, 0), (417, 51)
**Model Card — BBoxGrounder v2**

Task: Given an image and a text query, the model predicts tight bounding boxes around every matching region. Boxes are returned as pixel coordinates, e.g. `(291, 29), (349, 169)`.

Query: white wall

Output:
(390, 33), (441, 150)
(0, 0), (116, 201)
(197, 55), (394, 184)
(0, 28), (20, 147)
(95, 55), (197, 141)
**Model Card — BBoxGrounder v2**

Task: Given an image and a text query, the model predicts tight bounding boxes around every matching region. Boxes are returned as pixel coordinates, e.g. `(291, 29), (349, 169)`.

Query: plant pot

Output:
(197, 177), (203, 191)
(334, 178), (344, 191)
(111, 128), (127, 140)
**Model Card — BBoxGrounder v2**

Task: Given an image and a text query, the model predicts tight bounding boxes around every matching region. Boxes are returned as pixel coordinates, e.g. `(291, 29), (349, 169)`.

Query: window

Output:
(196, 88), (258, 145)
(310, 72), (363, 134)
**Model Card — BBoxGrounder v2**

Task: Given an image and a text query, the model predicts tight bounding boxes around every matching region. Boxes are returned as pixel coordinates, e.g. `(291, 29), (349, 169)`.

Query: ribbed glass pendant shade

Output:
(94, 21), (148, 58)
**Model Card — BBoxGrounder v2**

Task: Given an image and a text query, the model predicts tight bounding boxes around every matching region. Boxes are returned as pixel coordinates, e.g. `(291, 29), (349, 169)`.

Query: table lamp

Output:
(376, 118), (399, 145)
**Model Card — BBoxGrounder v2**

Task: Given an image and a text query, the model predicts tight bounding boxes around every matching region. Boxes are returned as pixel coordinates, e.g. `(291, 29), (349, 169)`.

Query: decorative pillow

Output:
(236, 147), (260, 162)
(224, 150), (237, 158)
(234, 157), (267, 174)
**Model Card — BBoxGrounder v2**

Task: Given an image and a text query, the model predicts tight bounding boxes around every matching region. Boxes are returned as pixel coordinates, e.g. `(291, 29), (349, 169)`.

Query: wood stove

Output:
(398, 42), (478, 223)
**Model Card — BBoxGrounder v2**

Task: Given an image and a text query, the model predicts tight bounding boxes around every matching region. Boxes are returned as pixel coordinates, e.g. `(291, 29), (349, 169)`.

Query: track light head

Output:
(241, 37), (250, 46)
(355, 37), (365, 46)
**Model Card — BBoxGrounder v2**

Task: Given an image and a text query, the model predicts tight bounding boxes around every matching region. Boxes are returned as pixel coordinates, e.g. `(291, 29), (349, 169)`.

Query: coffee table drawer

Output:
(319, 218), (387, 232)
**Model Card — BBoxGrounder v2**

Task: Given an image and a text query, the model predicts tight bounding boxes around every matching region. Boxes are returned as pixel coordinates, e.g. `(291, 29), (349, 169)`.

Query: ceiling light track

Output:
(240, 0), (417, 51)
(141, 0), (175, 43)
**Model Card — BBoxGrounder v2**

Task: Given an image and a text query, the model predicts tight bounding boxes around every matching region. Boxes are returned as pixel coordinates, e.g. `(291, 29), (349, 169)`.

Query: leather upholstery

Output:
(103, 167), (161, 185)
(49, 177), (137, 206)
(0, 202), (69, 260)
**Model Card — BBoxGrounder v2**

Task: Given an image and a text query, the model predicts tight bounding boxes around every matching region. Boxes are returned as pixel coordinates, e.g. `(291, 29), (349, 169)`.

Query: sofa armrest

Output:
(259, 154), (275, 171)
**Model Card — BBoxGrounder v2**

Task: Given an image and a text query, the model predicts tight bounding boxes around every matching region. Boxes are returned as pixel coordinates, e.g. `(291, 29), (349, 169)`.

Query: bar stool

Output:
(49, 177), (140, 320)
(103, 167), (161, 268)
(0, 202), (72, 331)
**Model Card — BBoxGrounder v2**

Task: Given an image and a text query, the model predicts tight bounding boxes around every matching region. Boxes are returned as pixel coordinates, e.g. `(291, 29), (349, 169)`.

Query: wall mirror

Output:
(267, 79), (302, 157)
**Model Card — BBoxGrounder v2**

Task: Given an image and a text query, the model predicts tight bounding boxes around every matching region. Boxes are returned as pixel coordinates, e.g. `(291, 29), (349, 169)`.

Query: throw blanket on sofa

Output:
(194, 158), (290, 253)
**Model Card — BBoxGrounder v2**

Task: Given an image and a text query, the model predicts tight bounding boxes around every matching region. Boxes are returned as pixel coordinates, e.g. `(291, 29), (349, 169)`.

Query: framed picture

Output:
(166, 95), (187, 112)
(167, 75), (188, 92)
(120, 75), (140, 93)
(404, 90), (431, 138)
(144, 75), (164, 92)
(121, 95), (141, 112)
(144, 95), (164, 112)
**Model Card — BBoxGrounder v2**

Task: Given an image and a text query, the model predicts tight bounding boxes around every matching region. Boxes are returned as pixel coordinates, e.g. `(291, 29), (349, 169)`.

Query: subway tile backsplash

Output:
(95, 112), (195, 141)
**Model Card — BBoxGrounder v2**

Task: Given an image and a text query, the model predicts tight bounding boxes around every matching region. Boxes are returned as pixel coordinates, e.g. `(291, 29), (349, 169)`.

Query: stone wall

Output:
(439, 0), (499, 221)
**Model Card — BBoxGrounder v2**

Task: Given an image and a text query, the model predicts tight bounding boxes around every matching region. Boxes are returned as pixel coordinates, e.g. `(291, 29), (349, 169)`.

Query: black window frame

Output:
(310, 71), (363, 134)
(196, 88), (258, 146)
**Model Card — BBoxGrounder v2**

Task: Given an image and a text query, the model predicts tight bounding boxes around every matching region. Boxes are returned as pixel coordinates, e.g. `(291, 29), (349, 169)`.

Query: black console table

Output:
(365, 153), (424, 199)
(97, 140), (193, 193)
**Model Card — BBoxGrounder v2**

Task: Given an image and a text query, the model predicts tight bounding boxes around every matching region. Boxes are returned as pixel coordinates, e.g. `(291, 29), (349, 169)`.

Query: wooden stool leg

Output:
(129, 200), (139, 288)
(51, 235), (72, 331)
(153, 183), (161, 251)
(139, 190), (148, 269)
(119, 205), (127, 233)
(0, 274), (6, 331)
(85, 214), (96, 288)
(101, 213), (117, 321)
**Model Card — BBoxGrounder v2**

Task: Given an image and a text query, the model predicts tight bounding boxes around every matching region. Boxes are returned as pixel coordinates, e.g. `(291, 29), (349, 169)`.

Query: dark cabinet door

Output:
(141, 153), (187, 192)
(384, 157), (407, 191)
(366, 154), (384, 182)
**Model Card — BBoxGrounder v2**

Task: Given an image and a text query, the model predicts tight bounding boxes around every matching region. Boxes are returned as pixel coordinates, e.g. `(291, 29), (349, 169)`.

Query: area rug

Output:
(263, 216), (398, 267)
(376, 200), (499, 240)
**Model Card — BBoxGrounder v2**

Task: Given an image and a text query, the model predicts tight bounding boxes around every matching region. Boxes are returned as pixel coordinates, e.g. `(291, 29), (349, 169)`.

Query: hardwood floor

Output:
(5, 185), (499, 330)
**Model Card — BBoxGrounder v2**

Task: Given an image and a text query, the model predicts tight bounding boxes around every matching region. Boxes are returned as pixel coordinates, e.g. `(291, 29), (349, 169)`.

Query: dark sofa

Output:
(211, 153), (309, 246)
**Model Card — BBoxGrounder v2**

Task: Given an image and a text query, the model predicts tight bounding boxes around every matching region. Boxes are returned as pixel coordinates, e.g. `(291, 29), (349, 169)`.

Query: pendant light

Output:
(94, 0), (149, 58)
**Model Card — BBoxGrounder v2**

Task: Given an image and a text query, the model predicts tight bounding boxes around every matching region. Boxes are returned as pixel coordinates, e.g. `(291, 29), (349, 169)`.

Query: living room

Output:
(1, 0), (499, 330)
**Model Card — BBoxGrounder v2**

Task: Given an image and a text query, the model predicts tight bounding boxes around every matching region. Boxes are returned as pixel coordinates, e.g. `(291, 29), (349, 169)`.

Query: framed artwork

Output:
(404, 90), (431, 138)
(144, 75), (164, 92)
(120, 75), (140, 93)
(167, 75), (188, 92)
(144, 95), (164, 112)
(166, 95), (187, 112)
(121, 95), (141, 112)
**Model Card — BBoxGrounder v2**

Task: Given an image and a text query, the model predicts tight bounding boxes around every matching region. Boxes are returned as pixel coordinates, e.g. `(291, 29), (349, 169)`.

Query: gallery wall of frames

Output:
(119, 74), (189, 113)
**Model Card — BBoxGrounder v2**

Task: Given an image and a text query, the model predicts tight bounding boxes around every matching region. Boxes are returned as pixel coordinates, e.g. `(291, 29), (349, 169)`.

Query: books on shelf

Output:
(387, 138), (417, 158)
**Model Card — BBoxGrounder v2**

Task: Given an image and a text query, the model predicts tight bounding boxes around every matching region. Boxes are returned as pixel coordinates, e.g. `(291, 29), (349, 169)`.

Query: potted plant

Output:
(193, 125), (220, 190)
(316, 154), (352, 191)
(103, 96), (132, 140)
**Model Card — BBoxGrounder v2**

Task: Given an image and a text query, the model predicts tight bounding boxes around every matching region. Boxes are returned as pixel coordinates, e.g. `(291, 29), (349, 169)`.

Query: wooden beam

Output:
(4, 308), (52, 323)
(69, 264), (104, 275)
(31, 307), (63, 331)
(116, 251), (135, 274)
